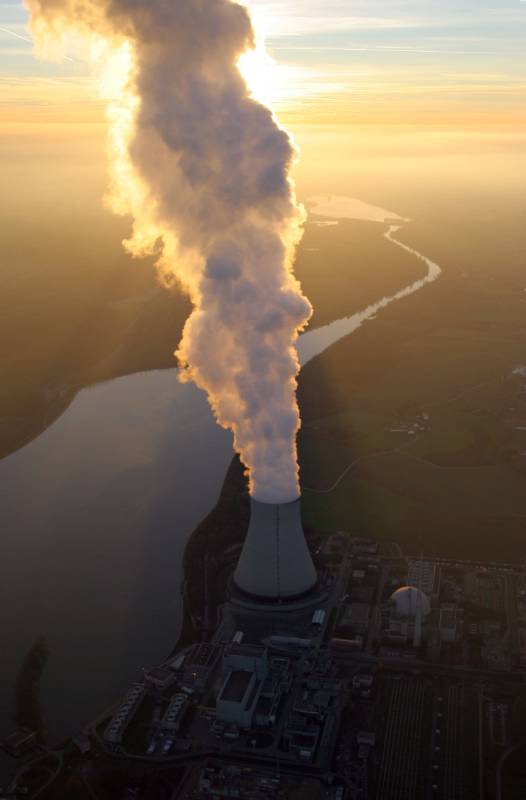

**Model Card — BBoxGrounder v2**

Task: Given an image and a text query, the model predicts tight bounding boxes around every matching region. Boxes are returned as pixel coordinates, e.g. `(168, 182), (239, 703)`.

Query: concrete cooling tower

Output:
(233, 498), (317, 601)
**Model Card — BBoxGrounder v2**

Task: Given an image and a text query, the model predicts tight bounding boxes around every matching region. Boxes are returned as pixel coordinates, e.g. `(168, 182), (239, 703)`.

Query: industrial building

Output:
(216, 644), (267, 730)
(183, 642), (222, 690)
(408, 558), (440, 597)
(339, 602), (371, 633)
(283, 676), (343, 764)
(13, 481), (526, 800)
(162, 693), (190, 732)
(215, 643), (292, 731)
(104, 682), (145, 744)
(439, 603), (462, 643)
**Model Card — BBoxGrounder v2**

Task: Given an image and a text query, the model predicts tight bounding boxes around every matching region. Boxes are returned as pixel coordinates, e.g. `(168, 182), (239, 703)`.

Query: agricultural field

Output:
(298, 208), (526, 560)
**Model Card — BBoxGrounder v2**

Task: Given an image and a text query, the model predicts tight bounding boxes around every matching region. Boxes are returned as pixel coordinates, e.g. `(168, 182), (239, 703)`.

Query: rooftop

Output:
(341, 603), (371, 627)
(220, 670), (253, 703)
(227, 643), (266, 658)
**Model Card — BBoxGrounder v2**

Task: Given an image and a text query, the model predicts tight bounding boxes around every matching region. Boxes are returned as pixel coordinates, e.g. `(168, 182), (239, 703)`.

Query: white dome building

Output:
(390, 586), (431, 618)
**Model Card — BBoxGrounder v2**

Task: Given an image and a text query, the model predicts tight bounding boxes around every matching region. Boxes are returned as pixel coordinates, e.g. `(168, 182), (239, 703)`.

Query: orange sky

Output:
(1, 0), (525, 128)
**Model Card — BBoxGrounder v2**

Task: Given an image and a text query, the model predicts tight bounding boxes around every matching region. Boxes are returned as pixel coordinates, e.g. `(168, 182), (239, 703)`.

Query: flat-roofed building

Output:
(216, 669), (263, 730)
(293, 687), (340, 720)
(330, 636), (364, 656)
(223, 643), (267, 678)
(408, 559), (439, 597)
(253, 656), (291, 726)
(352, 538), (378, 555)
(143, 665), (176, 690)
(349, 585), (375, 604)
(216, 643), (271, 730)
(162, 693), (189, 732)
(340, 603), (371, 633)
(283, 713), (321, 763)
(104, 682), (144, 744)
(183, 642), (222, 690)
(439, 603), (461, 643)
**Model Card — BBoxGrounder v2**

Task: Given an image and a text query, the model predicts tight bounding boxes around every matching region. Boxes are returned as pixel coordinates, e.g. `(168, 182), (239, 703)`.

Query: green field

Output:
(298, 211), (526, 560)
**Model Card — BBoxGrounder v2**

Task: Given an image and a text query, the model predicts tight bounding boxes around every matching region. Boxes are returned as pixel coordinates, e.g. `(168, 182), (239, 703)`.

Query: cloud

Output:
(26, 0), (313, 504)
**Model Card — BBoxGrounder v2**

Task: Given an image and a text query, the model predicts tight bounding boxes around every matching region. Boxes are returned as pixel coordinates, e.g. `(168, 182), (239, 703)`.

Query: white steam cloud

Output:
(26, 0), (312, 504)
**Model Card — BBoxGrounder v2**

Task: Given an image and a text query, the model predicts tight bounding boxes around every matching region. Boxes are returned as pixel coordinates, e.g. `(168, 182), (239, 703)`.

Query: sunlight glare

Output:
(238, 41), (280, 108)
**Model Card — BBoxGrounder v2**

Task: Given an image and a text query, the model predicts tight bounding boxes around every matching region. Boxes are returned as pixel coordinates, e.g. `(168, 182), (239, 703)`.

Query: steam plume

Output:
(26, 0), (312, 504)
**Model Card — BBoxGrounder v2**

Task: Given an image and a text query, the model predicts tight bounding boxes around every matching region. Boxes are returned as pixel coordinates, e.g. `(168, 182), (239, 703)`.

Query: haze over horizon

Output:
(1, 0), (525, 127)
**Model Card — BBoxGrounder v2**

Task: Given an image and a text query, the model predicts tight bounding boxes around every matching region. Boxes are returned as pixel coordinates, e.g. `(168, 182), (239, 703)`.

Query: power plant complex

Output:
(9, 502), (522, 799)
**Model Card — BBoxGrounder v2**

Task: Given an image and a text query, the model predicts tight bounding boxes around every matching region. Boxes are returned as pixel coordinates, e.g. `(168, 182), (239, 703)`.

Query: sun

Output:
(237, 1), (298, 110)
(237, 40), (281, 108)
(236, 3), (323, 113)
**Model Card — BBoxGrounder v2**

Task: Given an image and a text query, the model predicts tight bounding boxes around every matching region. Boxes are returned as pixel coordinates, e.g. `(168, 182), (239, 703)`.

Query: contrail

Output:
(25, 0), (312, 505)
(0, 25), (32, 43)
(0, 24), (74, 60)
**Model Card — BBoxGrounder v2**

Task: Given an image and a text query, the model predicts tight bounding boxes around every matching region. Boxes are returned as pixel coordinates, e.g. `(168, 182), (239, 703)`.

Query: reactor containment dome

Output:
(233, 498), (317, 602)
(389, 586), (431, 619)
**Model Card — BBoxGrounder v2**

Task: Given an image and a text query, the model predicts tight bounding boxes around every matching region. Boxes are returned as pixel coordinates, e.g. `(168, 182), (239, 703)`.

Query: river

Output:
(0, 199), (440, 747)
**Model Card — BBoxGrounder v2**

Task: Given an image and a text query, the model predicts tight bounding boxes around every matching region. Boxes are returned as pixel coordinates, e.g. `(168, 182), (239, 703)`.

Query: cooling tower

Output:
(233, 498), (317, 601)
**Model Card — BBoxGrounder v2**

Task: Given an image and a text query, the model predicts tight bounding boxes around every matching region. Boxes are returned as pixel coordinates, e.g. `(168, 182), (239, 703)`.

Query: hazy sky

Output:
(1, 0), (525, 124)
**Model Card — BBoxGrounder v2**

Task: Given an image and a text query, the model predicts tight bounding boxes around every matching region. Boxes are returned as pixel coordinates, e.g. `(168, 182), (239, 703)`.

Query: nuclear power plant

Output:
(233, 497), (318, 602)
(14, 512), (521, 798)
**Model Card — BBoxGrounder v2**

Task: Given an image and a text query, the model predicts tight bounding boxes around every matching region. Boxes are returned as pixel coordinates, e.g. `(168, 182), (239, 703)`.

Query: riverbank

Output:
(175, 457), (249, 651)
